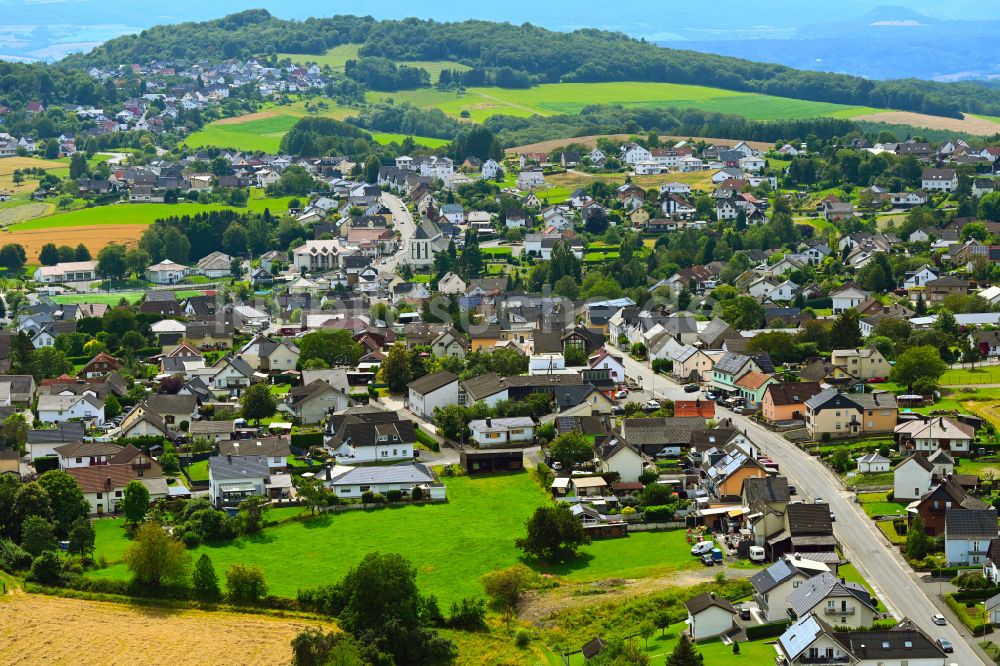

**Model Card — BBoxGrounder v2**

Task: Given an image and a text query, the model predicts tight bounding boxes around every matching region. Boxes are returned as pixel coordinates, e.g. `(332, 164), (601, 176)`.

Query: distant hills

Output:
(659, 7), (1000, 81)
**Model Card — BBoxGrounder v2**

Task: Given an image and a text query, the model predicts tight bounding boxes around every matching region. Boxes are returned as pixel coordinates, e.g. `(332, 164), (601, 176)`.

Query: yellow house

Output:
(805, 389), (898, 439)
(830, 348), (891, 380)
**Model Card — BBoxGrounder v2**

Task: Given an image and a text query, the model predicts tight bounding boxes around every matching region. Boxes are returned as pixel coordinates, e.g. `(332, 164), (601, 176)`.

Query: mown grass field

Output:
(279, 45), (472, 83)
(940, 364), (1000, 386)
(372, 82), (881, 123)
(186, 98), (449, 152)
(90, 472), (699, 606)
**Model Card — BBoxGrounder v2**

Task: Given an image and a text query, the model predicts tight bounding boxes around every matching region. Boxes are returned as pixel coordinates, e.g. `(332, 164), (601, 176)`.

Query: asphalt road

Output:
(381, 192), (415, 278)
(607, 343), (985, 664)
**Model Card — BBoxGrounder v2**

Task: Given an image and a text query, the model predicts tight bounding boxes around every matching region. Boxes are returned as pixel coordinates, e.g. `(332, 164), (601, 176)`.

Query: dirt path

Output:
(520, 567), (720, 624)
(0, 592), (332, 665)
(853, 111), (1000, 136)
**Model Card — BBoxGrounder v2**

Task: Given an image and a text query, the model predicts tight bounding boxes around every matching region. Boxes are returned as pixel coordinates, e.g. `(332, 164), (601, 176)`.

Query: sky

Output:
(0, 1), (996, 61)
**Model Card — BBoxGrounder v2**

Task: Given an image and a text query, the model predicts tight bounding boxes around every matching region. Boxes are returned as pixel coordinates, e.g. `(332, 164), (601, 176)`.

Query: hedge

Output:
(414, 427), (439, 452)
(945, 593), (991, 635)
(290, 432), (324, 448)
(933, 565), (981, 579)
(746, 620), (791, 640)
(954, 586), (1000, 602)
(643, 505), (677, 522)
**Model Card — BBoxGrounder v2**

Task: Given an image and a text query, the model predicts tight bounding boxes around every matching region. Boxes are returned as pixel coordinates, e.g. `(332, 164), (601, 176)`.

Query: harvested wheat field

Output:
(0, 592), (328, 665)
(508, 133), (772, 155)
(853, 111), (1000, 136)
(214, 110), (280, 125)
(0, 224), (145, 261)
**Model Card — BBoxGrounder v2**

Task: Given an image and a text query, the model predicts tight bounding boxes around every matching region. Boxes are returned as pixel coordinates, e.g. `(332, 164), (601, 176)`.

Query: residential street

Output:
(607, 343), (987, 664)
(381, 192), (415, 278)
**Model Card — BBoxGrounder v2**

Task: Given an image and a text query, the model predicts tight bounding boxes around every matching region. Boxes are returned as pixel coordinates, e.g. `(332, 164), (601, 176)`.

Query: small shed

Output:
(857, 451), (891, 473)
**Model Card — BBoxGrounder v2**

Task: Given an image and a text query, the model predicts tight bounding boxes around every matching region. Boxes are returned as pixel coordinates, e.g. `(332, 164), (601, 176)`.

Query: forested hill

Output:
(64, 9), (1000, 119)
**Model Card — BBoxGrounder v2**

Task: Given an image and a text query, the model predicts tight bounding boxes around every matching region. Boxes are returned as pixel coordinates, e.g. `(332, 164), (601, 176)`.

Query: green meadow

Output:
(89, 472), (699, 605)
(279, 44), (471, 83)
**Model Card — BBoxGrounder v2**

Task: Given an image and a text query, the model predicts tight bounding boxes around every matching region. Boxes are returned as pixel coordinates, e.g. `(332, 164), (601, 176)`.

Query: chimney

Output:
(325, 466), (331, 481)
(486, 417), (492, 427)
(709, 592), (716, 600)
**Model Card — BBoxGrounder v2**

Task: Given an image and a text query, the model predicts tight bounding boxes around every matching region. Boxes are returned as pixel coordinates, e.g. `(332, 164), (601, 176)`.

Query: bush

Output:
(181, 531), (202, 548)
(447, 597), (488, 631)
(226, 564), (268, 605)
(26, 551), (65, 586)
(638, 471), (658, 485)
(514, 630), (531, 648)
(386, 489), (403, 503)
(886, 489), (894, 501)
(361, 491), (376, 504)
(642, 505), (677, 522)
(0, 538), (33, 572)
(411, 487), (424, 501)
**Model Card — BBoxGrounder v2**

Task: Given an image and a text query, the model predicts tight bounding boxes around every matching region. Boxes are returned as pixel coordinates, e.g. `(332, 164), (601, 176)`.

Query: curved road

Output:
(606, 342), (986, 665)
(381, 192), (416, 279)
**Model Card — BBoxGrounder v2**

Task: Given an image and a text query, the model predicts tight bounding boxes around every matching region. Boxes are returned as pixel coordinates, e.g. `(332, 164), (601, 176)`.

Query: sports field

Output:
(90, 472), (700, 606)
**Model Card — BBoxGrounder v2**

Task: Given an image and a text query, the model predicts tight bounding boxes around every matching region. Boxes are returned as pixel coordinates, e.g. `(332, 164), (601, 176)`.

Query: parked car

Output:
(700, 553), (714, 566)
(732, 406), (743, 414)
(739, 607), (752, 621)
(749, 546), (766, 562)
(614, 390), (629, 400)
(814, 497), (826, 504)
(551, 461), (563, 471)
(645, 399), (661, 410)
(683, 383), (699, 393)
(691, 541), (714, 556)
(705, 391), (716, 400)
(788, 485), (797, 495)
(931, 614), (946, 626)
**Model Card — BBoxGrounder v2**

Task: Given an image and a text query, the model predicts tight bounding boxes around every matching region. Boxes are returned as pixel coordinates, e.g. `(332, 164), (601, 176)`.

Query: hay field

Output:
(853, 111), (1000, 136)
(0, 591), (325, 665)
(0, 223), (146, 261)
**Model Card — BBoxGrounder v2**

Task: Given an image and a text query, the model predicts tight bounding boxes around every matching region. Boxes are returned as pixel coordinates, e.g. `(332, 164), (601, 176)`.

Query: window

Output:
(339, 487), (350, 494)
(75, 457), (82, 463)
(97, 493), (103, 499)
(381, 450), (388, 457)
(114, 490), (122, 498)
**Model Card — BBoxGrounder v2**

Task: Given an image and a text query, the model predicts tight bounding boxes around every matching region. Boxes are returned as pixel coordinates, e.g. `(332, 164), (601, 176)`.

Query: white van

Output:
(691, 541), (714, 556)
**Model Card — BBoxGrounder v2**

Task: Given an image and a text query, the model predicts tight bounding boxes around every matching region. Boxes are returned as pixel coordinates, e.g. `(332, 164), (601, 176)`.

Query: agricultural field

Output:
(372, 82), (883, 123)
(0, 156), (68, 202)
(853, 110), (1000, 136)
(279, 44), (472, 83)
(186, 98), (448, 152)
(0, 590), (327, 666)
(90, 472), (700, 606)
(0, 192), (293, 262)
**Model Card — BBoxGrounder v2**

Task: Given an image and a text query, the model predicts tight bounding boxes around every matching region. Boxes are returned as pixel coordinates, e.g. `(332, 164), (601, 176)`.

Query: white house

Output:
(830, 285), (869, 314)
(195, 251), (233, 278)
(856, 451), (890, 473)
(481, 159), (501, 180)
(749, 554), (830, 622)
(325, 462), (446, 500)
(33, 261), (98, 284)
(468, 417), (535, 447)
(516, 167), (545, 190)
(406, 371), (459, 420)
(325, 417), (416, 464)
(893, 454), (935, 501)
(595, 436), (646, 483)
(54, 441), (122, 469)
(621, 143), (652, 164)
(903, 265), (938, 289)
(894, 416), (974, 456)
(921, 168), (958, 192)
(684, 592), (737, 641)
(36, 394), (104, 425)
(208, 455), (269, 507)
(945, 508), (998, 566)
(146, 259), (188, 285)
(588, 348), (626, 383)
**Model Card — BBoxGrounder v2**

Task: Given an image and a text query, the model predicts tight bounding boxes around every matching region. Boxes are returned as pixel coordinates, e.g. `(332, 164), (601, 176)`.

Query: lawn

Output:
(373, 81), (877, 123)
(843, 471), (894, 489)
(92, 518), (131, 562)
(51, 292), (145, 305)
(90, 472), (699, 605)
(876, 520), (906, 545)
(184, 459), (208, 482)
(552, 620), (778, 665)
(280, 45), (472, 85)
(857, 492), (908, 518)
(940, 365), (1000, 386)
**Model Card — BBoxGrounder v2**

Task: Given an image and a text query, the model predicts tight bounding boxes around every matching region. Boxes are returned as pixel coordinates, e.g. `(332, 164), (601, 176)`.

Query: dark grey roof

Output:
(713, 352), (753, 376)
(407, 370), (458, 395)
(208, 454), (270, 480)
(27, 422), (86, 444)
(945, 507), (998, 540)
(461, 372), (507, 401)
(218, 438), (291, 458)
(743, 477), (790, 504)
(145, 393), (197, 415)
(833, 624), (944, 660)
(787, 503), (834, 535)
(684, 592), (736, 616)
(787, 572), (874, 618)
